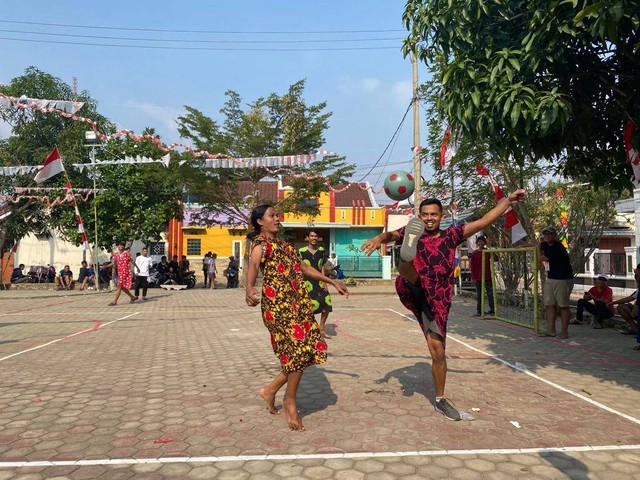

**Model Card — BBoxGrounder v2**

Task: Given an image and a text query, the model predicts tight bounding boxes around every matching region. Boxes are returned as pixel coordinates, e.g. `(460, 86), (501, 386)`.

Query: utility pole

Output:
(84, 131), (101, 291)
(411, 51), (421, 215)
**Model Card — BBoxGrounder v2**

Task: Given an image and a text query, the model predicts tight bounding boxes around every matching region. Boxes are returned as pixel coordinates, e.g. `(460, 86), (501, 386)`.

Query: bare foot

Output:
(320, 328), (327, 337)
(283, 398), (305, 431)
(259, 388), (279, 414)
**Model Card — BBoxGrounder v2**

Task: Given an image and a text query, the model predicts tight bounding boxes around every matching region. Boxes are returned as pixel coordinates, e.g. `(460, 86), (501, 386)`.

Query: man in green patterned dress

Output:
(299, 229), (333, 337)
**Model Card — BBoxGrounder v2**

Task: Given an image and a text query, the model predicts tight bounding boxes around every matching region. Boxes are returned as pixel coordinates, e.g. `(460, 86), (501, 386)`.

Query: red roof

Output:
(235, 181), (279, 203)
(334, 183), (372, 207)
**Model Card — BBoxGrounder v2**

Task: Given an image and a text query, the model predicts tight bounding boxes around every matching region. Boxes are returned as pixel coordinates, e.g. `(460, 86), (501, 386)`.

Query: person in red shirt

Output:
(469, 236), (495, 316)
(575, 274), (614, 329)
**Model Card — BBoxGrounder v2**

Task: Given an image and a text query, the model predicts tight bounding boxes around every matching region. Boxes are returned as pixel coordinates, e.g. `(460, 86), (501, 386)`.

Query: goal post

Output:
(480, 246), (541, 333)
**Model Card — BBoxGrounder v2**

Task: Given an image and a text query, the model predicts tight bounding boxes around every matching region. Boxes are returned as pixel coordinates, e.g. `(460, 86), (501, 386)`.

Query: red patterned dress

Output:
(113, 250), (133, 289)
(395, 225), (465, 343)
(252, 234), (327, 373)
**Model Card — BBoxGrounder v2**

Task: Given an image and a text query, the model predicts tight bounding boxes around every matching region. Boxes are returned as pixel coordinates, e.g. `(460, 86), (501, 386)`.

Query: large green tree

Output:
(0, 67), (183, 255)
(176, 80), (355, 227)
(403, 0), (640, 190)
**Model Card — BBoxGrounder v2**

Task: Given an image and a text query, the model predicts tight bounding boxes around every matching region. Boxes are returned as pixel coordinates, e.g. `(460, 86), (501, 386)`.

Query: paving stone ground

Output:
(1, 284), (640, 479)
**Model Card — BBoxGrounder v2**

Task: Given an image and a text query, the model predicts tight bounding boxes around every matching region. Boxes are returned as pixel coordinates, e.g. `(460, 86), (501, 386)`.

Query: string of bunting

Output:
(14, 187), (103, 194)
(0, 94), (84, 114)
(0, 93), (406, 196)
(0, 192), (94, 208)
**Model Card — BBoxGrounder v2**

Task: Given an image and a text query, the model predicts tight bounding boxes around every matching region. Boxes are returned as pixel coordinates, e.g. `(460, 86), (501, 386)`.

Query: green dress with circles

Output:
(298, 246), (333, 315)
(252, 235), (327, 373)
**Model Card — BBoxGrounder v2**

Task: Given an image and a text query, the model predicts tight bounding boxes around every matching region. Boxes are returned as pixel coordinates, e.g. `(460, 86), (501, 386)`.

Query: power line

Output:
(0, 28), (404, 44)
(356, 99), (413, 182)
(0, 19), (406, 35)
(0, 36), (399, 52)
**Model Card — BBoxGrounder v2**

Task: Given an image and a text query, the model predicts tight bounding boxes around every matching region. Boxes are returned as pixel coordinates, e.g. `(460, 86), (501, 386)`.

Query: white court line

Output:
(2, 444), (640, 468)
(4, 307), (640, 469)
(0, 312), (139, 363)
(389, 308), (640, 426)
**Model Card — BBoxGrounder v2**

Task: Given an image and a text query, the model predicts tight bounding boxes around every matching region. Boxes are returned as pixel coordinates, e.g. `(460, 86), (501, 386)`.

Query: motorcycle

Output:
(148, 265), (196, 289)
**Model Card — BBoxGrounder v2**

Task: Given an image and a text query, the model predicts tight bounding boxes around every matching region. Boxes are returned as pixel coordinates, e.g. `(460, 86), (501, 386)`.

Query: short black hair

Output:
(419, 198), (443, 213)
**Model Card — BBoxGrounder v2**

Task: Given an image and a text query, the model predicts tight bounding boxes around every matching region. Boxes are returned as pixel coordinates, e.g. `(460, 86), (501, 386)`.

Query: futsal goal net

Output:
(479, 247), (541, 333)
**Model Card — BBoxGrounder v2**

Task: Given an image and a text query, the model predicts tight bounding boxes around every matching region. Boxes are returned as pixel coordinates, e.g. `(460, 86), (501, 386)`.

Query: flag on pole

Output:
(624, 120), (640, 184)
(65, 180), (89, 250)
(477, 164), (528, 244)
(34, 146), (65, 183)
(440, 127), (458, 167)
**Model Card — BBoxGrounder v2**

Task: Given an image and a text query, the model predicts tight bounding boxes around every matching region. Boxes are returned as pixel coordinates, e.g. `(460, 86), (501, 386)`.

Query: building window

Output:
(186, 239), (201, 256)
(340, 210), (347, 220)
(149, 242), (165, 256)
(297, 198), (318, 209)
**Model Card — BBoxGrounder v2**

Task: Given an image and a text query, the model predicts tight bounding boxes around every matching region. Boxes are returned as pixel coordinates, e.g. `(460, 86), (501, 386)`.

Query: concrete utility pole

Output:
(411, 51), (421, 216)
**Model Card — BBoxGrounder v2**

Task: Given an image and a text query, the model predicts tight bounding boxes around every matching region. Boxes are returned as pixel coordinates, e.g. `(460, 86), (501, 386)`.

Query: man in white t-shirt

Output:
(134, 247), (154, 301)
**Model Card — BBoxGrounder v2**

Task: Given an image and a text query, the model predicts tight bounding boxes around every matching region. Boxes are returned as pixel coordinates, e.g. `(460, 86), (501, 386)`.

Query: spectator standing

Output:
(11, 264), (28, 284)
(226, 256), (239, 288)
(575, 274), (614, 328)
(206, 253), (217, 289)
(202, 252), (211, 288)
(539, 226), (574, 339)
(469, 235), (495, 316)
(134, 247), (154, 301)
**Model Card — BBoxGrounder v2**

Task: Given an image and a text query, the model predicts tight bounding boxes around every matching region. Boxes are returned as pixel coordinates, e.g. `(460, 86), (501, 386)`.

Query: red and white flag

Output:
(65, 180), (88, 251)
(440, 127), (458, 167)
(477, 164), (528, 244)
(34, 146), (65, 183)
(624, 120), (640, 184)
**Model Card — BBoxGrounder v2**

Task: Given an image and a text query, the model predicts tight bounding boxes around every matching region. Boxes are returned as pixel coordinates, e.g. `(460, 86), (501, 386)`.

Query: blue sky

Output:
(0, 1), (434, 201)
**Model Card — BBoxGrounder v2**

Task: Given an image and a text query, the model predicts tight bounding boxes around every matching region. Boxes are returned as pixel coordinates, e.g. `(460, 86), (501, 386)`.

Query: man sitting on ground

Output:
(611, 263), (640, 335)
(575, 274), (614, 329)
(11, 264), (29, 284)
(56, 265), (74, 290)
(77, 261), (95, 290)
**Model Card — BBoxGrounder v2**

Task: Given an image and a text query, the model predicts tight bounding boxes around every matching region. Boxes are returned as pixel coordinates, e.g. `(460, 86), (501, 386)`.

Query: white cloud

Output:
(0, 119), (12, 139)
(337, 76), (382, 95)
(390, 80), (412, 104)
(123, 100), (183, 137)
(361, 78), (381, 93)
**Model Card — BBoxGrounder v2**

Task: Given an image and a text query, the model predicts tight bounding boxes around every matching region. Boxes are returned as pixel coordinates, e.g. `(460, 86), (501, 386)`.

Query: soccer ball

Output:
(384, 171), (415, 201)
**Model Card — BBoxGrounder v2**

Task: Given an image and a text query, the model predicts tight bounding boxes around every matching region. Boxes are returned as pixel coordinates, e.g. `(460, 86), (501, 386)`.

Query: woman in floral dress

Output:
(246, 204), (349, 431)
(104, 241), (138, 306)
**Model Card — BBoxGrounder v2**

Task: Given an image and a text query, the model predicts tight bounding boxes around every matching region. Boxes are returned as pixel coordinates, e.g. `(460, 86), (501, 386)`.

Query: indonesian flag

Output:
(65, 180), (89, 251)
(440, 127), (458, 167)
(477, 164), (528, 244)
(624, 120), (640, 184)
(34, 146), (65, 183)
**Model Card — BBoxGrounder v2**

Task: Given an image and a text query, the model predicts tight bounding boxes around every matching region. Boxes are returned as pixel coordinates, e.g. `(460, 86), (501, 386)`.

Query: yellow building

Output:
(177, 180), (389, 277)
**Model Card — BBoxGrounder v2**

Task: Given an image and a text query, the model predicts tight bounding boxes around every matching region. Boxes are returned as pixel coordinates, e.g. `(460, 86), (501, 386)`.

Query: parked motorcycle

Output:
(148, 265), (196, 289)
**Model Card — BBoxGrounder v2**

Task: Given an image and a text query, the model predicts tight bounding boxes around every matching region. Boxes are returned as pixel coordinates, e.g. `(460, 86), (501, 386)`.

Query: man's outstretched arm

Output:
(463, 189), (526, 241)
(361, 230), (402, 256)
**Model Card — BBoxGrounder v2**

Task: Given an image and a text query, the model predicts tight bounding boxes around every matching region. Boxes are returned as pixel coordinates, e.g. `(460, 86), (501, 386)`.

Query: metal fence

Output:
(594, 252), (626, 276)
(338, 255), (383, 278)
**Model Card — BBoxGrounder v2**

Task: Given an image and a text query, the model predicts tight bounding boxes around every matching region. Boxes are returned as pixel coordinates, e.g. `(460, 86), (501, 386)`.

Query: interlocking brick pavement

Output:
(0, 284), (640, 478)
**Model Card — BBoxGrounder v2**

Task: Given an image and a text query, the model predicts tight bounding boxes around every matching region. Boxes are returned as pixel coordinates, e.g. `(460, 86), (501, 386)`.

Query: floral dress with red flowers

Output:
(113, 250), (133, 289)
(252, 234), (327, 373)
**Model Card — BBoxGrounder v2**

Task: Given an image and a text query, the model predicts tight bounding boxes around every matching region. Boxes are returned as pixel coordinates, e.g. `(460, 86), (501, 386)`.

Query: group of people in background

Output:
(202, 251), (239, 289)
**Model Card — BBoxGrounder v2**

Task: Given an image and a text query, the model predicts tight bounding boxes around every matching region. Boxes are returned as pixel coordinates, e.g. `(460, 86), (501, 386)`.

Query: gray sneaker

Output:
(400, 217), (426, 262)
(435, 398), (461, 421)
